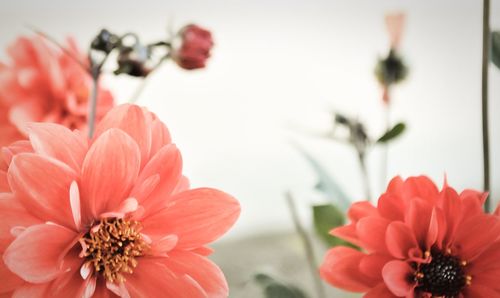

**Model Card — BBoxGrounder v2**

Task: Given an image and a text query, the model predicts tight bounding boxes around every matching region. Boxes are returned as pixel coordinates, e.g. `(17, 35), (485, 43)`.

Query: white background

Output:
(1, 0), (500, 240)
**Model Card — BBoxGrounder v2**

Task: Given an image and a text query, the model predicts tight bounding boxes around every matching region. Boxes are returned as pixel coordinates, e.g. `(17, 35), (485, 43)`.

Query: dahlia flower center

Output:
(415, 249), (471, 297)
(81, 218), (149, 283)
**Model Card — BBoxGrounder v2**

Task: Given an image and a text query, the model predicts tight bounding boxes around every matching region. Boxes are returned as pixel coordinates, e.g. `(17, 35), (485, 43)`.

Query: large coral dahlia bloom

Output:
(320, 176), (500, 297)
(0, 35), (114, 147)
(0, 104), (240, 297)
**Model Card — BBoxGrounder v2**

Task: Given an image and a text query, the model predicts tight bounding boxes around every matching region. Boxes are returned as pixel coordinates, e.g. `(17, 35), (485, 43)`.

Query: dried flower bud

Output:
(172, 24), (214, 70)
(114, 46), (152, 77)
(91, 29), (120, 54)
(374, 49), (408, 87)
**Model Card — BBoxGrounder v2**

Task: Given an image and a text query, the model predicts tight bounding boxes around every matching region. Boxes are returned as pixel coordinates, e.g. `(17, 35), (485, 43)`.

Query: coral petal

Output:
(142, 188), (240, 249)
(124, 257), (206, 298)
(162, 250), (228, 297)
(8, 153), (76, 228)
(385, 222), (418, 259)
(382, 260), (415, 296)
(320, 246), (372, 292)
(27, 123), (87, 172)
(81, 129), (140, 220)
(3, 224), (77, 283)
(357, 216), (390, 252)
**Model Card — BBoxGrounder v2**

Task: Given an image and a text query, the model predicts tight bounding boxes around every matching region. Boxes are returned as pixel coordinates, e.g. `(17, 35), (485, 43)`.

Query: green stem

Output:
(482, 0), (491, 212)
(358, 152), (371, 201)
(285, 192), (327, 298)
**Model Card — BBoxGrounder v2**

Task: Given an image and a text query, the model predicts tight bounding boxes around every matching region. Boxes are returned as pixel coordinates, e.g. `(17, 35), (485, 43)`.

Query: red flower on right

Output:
(320, 176), (500, 297)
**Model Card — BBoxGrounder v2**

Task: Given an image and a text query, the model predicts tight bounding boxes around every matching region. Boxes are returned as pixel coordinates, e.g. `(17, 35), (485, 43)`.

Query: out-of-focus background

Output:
(1, 1), (500, 296)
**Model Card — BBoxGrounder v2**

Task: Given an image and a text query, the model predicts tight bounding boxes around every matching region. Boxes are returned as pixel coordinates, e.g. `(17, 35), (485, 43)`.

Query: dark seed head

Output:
(415, 249), (467, 297)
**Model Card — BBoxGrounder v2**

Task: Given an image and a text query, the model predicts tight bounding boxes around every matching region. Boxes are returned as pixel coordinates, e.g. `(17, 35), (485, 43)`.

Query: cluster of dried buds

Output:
(89, 24), (214, 77)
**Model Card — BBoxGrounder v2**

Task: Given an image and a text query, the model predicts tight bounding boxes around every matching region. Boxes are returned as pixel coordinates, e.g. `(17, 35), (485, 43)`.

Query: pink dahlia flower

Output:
(172, 24), (214, 70)
(0, 35), (114, 147)
(0, 104), (240, 297)
(320, 176), (500, 297)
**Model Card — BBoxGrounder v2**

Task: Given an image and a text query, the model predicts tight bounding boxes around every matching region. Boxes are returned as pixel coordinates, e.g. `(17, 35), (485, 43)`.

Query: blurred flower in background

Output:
(0, 36), (114, 146)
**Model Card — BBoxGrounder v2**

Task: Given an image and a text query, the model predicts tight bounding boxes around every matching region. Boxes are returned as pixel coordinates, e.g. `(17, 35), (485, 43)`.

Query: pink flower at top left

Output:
(0, 35), (114, 147)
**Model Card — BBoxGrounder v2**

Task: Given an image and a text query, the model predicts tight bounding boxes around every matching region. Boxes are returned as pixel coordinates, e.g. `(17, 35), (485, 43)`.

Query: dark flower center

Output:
(81, 218), (149, 283)
(415, 249), (470, 297)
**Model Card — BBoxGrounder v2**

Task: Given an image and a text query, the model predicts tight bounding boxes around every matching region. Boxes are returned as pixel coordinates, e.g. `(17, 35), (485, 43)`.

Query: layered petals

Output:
(1, 104), (239, 297)
(320, 175), (500, 297)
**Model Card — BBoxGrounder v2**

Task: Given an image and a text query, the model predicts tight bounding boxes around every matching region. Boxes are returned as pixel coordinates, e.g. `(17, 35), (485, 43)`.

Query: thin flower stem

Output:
(87, 66), (99, 139)
(482, 0), (491, 212)
(129, 55), (170, 103)
(358, 152), (371, 201)
(380, 104), (390, 191)
(285, 192), (327, 298)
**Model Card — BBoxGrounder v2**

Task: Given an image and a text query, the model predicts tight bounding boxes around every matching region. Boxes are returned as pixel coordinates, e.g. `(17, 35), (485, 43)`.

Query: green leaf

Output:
(313, 204), (351, 247)
(492, 31), (500, 70)
(377, 122), (406, 143)
(292, 143), (351, 212)
(254, 273), (309, 298)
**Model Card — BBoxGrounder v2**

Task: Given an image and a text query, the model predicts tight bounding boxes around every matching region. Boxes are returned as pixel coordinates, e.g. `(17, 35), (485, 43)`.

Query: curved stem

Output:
(28, 26), (90, 74)
(285, 192), (327, 298)
(482, 0), (491, 212)
(128, 55), (170, 103)
(358, 152), (371, 201)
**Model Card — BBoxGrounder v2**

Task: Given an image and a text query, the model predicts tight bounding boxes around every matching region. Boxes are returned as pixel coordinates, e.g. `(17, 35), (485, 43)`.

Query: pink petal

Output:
(363, 283), (398, 298)
(49, 250), (95, 298)
(141, 188), (240, 249)
(359, 253), (392, 281)
(463, 285), (500, 297)
(468, 242), (500, 273)
(173, 176), (190, 194)
(150, 235), (178, 256)
(454, 214), (500, 261)
(356, 216), (390, 252)
(385, 222), (419, 259)
(382, 260), (415, 296)
(0, 257), (24, 294)
(94, 104), (151, 169)
(0, 170), (8, 192)
(377, 193), (404, 221)
(161, 250), (228, 297)
(438, 187), (462, 246)
(149, 118), (171, 158)
(80, 129), (140, 221)
(402, 176), (439, 203)
(8, 153), (77, 228)
(1, 141), (33, 166)
(124, 257), (206, 298)
(319, 246), (372, 292)
(27, 123), (87, 172)
(330, 224), (362, 247)
(130, 174), (160, 205)
(405, 198), (433, 248)
(3, 223), (77, 283)
(69, 181), (82, 230)
(347, 201), (377, 222)
(0, 193), (41, 251)
(189, 246), (214, 256)
(12, 283), (50, 298)
(133, 144), (182, 209)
